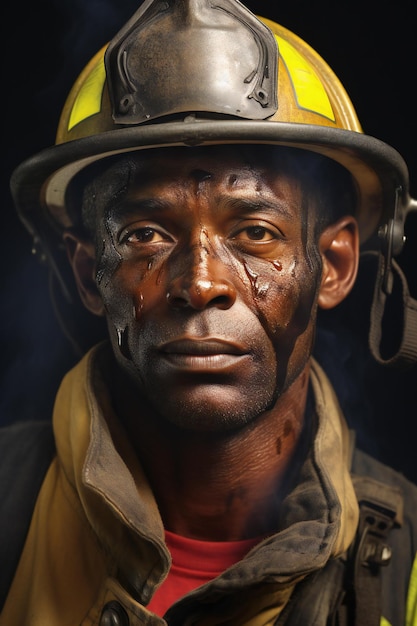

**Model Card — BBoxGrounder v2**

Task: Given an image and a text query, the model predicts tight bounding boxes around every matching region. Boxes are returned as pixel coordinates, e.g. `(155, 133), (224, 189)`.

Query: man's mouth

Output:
(158, 338), (248, 371)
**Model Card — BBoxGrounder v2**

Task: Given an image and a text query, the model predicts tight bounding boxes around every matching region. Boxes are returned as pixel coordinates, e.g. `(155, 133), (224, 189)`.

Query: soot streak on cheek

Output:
(95, 219), (123, 287)
(116, 326), (131, 360)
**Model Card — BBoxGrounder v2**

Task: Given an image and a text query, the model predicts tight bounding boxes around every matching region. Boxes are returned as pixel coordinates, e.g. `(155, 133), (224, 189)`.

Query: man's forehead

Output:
(87, 144), (320, 187)
(74, 145), (311, 228)
(70, 144), (356, 230)
(82, 148), (312, 215)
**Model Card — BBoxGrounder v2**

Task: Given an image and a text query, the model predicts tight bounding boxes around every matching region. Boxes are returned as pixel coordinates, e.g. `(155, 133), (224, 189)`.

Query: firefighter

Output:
(1, 1), (417, 624)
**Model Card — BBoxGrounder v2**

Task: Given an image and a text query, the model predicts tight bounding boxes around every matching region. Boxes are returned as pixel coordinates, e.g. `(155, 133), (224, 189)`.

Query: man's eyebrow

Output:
(222, 196), (294, 220)
(105, 197), (171, 219)
(104, 195), (295, 220)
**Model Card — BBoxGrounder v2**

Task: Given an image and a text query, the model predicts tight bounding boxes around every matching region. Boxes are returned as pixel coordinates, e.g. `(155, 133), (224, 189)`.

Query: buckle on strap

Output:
(356, 501), (396, 569)
(351, 475), (402, 572)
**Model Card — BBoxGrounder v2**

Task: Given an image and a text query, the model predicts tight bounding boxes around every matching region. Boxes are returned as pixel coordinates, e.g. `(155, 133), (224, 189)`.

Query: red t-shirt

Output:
(147, 530), (261, 617)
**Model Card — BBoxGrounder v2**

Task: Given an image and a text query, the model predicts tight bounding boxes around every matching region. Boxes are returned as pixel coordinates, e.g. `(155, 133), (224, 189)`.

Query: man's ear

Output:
(317, 216), (359, 310)
(63, 231), (105, 316)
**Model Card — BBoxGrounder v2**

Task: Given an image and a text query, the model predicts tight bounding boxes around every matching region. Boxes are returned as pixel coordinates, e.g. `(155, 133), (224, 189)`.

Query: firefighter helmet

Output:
(11, 0), (413, 254)
(10, 0), (417, 366)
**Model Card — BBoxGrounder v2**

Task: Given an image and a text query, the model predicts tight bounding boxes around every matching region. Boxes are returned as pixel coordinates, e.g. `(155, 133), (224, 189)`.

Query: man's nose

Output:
(166, 242), (237, 311)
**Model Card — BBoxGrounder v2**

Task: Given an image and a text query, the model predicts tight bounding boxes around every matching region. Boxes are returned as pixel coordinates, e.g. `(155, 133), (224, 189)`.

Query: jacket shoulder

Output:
(0, 420), (55, 609)
(352, 446), (417, 509)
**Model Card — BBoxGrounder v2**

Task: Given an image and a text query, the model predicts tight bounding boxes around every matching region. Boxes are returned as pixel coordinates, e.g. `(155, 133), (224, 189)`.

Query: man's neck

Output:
(110, 362), (312, 541)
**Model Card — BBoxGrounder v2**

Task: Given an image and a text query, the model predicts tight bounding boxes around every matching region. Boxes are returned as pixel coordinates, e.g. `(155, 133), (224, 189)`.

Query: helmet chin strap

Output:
(369, 253), (417, 368)
(368, 196), (417, 368)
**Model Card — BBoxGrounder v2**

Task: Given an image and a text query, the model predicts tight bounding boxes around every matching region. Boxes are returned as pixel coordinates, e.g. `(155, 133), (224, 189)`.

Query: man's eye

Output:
(121, 227), (167, 244)
(234, 226), (275, 242)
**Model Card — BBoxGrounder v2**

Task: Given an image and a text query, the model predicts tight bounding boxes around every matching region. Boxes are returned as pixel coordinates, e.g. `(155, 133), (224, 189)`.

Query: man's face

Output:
(90, 147), (323, 433)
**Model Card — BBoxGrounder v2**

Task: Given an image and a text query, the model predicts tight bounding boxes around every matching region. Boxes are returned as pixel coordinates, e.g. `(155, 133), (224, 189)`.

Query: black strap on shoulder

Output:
(276, 475), (403, 626)
(345, 474), (403, 626)
(273, 431), (404, 625)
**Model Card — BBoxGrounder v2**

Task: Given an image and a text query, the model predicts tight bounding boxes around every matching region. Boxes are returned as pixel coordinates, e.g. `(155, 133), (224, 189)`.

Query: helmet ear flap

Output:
(317, 216), (359, 310)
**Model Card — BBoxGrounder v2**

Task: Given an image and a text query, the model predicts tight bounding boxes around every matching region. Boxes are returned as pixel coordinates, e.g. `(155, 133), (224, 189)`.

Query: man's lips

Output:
(158, 338), (248, 371)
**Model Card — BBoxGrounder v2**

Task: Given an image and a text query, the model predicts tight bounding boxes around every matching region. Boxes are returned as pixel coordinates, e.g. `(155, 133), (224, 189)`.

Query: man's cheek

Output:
(98, 276), (135, 331)
(257, 276), (316, 340)
(98, 268), (161, 336)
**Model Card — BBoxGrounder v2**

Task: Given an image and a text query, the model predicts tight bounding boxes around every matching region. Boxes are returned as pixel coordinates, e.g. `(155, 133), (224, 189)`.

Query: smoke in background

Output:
(2, 0), (416, 482)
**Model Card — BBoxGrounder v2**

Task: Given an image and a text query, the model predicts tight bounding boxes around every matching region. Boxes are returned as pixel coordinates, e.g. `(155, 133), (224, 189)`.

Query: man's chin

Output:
(148, 388), (276, 435)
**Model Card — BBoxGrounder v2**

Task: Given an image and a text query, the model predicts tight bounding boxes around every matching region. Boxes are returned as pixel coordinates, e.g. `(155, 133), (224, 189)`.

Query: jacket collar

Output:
(52, 342), (358, 605)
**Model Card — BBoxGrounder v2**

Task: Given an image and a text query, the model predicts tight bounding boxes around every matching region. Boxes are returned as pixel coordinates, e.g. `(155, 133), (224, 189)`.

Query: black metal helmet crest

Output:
(105, 0), (278, 124)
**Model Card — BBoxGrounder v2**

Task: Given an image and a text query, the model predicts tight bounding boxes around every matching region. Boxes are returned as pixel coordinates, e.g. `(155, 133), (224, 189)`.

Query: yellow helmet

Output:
(11, 0), (412, 248)
(11, 0), (417, 367)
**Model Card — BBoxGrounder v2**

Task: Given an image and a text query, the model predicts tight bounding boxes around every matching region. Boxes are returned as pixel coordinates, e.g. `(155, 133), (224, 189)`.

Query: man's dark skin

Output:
(64, 145), (359, 543)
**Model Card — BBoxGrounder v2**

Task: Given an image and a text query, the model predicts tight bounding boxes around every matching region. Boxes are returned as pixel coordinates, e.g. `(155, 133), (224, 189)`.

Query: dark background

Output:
(2, 1), (416, 482)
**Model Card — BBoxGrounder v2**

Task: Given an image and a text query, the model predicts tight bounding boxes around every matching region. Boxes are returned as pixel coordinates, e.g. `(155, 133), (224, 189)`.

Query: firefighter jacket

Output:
(1, 342), (416, 626)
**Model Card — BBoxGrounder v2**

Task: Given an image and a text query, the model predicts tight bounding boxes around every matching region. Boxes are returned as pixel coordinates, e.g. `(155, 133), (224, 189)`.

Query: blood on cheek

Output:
(239, 257), (284, 301)
(255, 257), (313, 339)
